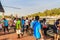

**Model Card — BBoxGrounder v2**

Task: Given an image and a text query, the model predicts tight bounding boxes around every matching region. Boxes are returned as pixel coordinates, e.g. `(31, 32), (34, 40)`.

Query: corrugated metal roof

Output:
(0, 2), (4, 12)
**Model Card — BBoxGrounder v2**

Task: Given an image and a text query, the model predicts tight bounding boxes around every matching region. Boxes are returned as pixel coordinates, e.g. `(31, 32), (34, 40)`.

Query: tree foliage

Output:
(27, 8), (60, 17)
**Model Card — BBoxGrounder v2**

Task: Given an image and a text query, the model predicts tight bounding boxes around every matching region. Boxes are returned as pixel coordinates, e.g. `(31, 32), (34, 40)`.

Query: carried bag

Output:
(16, 30), (21, 34)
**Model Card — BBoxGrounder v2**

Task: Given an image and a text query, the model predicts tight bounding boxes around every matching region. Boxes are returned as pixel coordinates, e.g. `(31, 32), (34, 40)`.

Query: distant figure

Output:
(13, 18), (17, 32)
(30, 18), (34, 35)
(32, 16), (43, 40)
(25, 17), (29, 33)
(16, 18), (22, 38)
(3, 18), (9, 34)
(30, 18), (34, 28)
(21, 17), (25, 36)
(42, 18), (47, 36)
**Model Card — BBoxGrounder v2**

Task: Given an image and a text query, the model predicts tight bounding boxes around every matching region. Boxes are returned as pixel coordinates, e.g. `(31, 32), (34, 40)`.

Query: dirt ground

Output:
(0, 32), (53, 40)
(0, 33), (35, 40)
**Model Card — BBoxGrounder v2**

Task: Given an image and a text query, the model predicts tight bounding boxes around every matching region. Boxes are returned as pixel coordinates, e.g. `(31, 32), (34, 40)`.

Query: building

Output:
(0, 1), (5, 18)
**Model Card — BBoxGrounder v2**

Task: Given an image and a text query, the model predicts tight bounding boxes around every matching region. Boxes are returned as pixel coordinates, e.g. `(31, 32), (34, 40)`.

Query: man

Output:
(25, 17), (29, 33)
(16, 18), (21, 38)
(3, 18), (9, 34)
(13, 18), (17, 32)
(30, 18), (34, 35)
(42, 18), (47, 36)
(21, 17), (25, 36)
(32, 16), (43, 40)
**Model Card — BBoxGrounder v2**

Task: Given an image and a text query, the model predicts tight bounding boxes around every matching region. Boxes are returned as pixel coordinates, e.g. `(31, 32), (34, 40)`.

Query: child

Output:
(16, 18), (21, 38)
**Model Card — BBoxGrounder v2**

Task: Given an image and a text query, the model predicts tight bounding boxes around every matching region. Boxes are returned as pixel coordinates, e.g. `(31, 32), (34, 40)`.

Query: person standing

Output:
(16, 18), (22, 38)
(3, 18), (9, 34)
(32, 16), (43, 40)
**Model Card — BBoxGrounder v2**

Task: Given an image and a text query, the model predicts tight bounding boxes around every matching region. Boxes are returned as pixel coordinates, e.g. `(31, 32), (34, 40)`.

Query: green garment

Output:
(16, 20), (21, 29)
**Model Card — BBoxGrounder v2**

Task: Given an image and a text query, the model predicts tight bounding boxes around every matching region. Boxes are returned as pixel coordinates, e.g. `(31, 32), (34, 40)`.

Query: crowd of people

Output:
(0, 16), (60, 40)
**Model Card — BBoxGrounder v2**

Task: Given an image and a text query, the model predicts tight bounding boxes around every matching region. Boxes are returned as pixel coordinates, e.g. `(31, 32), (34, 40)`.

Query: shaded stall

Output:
(0, 1), (5, 18)
(0, 2), (4, 12)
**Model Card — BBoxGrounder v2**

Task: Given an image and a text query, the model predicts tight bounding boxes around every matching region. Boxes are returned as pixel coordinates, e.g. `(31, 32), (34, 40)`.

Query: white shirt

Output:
(25, 20), (29, 25)
(14, 20), (17, 24)
(30, 20), (34, 28)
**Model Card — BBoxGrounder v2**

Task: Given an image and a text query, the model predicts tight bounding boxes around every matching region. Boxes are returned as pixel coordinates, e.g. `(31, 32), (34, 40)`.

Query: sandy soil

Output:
(0, 33), (35, 40)
(0, 32), (53, 40)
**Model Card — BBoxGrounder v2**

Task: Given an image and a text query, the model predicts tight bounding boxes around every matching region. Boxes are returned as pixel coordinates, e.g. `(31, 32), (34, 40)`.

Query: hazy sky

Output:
(1, 0), (60, 16)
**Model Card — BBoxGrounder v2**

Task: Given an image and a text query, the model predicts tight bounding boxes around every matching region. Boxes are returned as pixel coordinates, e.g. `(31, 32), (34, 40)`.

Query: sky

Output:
(1, 0), (60, 17)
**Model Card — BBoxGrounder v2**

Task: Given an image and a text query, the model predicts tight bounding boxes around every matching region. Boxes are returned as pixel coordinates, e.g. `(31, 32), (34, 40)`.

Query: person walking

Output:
(30, 18), (34, 35)
(21, 17), (25, 36)
(42, 18), (47, 36)
(13, 18), (17, 32)
(16, 18), (22, 38)
(3, 18), (9, 34)
(25, 17), (29, 33)
(32, 16), (43, 40)
(54, 19), (60, 40)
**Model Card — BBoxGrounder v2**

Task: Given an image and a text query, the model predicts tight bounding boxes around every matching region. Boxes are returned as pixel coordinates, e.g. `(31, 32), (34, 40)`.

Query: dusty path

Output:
(0, 32), (53, 40)
(0, 33), (35, 40)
